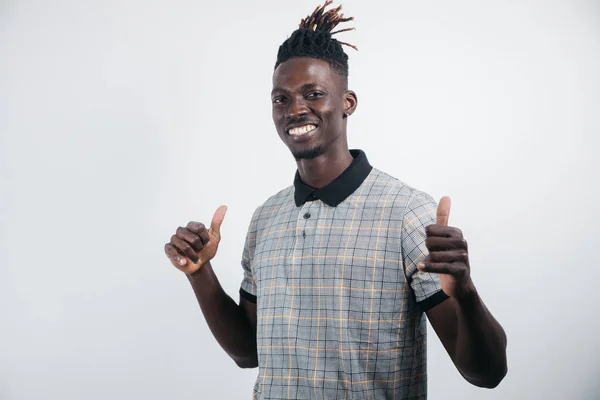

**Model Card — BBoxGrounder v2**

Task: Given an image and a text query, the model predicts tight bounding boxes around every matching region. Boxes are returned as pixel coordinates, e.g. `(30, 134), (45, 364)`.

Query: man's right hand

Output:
(165, 205), (228, 275)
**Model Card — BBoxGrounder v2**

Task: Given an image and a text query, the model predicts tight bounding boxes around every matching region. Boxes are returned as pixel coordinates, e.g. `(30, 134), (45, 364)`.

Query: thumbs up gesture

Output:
(418, 197), (475, 298)
(165, 205), (228, 275)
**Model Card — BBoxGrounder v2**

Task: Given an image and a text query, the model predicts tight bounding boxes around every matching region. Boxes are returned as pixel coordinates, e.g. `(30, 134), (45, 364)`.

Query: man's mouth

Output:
(287, 124), (318, 136)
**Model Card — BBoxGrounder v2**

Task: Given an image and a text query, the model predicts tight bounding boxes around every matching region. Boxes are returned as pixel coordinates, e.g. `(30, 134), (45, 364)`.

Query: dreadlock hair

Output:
(275, 1), (357, 87)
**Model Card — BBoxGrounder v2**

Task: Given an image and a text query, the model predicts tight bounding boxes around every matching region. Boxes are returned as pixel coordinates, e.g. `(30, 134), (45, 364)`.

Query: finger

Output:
(176, 227), (205, 252)
(186, 222), (210, 245)
(429, 250), (469, 263)
(417, 262), (466, 277)
(210, 205), (228, 236)
(425, 224), (462, 239)
(170, 235), (199, 264)
(436, 196), (451, 226)
(165, 243), (188, 267)
(198, 228), (209, 245)
(425, 237), (468, 252)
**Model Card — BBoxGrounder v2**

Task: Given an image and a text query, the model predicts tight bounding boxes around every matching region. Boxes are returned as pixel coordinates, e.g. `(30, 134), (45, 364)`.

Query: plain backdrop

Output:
(1, 0), (599, 399)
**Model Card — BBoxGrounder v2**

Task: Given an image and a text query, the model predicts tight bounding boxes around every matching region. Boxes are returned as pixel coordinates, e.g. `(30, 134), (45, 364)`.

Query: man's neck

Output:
(296, 148), (354, 189)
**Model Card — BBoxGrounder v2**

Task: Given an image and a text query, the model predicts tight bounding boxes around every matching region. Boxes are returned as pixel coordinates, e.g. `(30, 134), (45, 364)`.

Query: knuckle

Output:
(170, 234), (178, 243)
(187, 222), (204, 232)
(193, 237), (204, 249)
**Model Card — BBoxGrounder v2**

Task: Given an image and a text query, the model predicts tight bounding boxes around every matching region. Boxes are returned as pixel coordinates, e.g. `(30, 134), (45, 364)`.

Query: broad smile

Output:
(286, 123), (320, 142)
(288, 124), (318, 136)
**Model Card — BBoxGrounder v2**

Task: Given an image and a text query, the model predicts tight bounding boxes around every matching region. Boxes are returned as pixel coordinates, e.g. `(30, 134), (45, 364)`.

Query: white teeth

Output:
(289, 124), (317, 136)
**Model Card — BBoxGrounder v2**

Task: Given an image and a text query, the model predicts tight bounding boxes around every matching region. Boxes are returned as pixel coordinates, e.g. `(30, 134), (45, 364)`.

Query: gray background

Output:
(1, 0), (599, 399)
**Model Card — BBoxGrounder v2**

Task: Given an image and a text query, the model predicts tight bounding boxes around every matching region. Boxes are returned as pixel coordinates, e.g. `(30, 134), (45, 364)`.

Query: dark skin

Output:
(270, 57), (357, 188)
(164, 57), (507, 387)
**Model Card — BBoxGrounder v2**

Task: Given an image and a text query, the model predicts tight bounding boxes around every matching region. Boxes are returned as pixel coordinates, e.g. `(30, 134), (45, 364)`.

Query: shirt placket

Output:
(297, 201), (317, 242)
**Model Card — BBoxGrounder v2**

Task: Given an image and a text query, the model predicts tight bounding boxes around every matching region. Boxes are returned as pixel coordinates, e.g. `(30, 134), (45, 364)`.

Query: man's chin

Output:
(291, 145), (324, 161)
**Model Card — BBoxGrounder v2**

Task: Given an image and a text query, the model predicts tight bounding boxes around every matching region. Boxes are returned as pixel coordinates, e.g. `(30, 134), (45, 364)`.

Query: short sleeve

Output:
(402, 191), (449, 311)
(240, 209), (258, 303)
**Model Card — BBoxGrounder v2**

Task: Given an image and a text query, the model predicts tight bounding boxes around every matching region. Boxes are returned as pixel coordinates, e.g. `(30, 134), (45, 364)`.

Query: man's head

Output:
(271, 1), (358, 161)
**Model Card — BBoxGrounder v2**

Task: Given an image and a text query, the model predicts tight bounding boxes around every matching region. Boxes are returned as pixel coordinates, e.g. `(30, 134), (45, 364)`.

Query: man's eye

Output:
(272, 97), (286, 104)
(306, 92), (323, 99)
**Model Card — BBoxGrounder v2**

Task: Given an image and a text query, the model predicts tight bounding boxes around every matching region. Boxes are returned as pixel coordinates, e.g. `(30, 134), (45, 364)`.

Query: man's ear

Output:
(344, 90), (358, 117)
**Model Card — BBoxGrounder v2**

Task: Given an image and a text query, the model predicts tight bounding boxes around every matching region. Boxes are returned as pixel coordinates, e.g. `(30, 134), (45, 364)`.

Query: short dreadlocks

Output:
(275, 1), (357, 86)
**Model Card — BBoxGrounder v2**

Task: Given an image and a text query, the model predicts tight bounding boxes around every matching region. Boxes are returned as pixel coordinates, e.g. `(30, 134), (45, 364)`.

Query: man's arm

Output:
(187, 263), (258, 368)
(419, 196), (507, 388)
(426, 292), (507, 388)
(164, 206), (258, 368)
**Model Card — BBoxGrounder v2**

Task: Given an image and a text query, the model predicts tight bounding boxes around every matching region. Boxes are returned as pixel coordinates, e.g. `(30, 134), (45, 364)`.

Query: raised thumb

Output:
(436, 196), (451, 226)
(210, 205), (228, 235)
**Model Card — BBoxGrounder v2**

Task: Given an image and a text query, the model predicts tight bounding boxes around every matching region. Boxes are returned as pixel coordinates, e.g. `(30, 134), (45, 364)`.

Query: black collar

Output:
(294, 149), (373, 207)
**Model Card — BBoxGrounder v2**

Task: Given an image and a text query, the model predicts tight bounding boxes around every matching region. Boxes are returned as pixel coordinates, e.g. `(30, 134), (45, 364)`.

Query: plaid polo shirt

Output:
(240, 150), (448, 400)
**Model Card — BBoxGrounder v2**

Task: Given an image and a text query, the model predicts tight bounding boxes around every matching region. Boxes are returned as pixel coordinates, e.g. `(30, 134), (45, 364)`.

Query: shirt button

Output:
(302, 230), (306, 238)
(303, 212), (311, 219)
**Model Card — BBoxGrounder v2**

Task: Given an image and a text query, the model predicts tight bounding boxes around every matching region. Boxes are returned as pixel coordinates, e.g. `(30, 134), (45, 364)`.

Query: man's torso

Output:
(240, 155), (444, 399)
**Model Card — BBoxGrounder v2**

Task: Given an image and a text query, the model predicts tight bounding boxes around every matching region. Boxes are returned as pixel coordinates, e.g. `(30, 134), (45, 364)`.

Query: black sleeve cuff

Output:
(239, 288), (257, 303)
(417, 290), (449, 312)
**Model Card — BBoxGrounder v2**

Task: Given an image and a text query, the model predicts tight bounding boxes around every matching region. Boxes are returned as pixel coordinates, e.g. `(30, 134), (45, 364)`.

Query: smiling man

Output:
(164, 2), (507, 399)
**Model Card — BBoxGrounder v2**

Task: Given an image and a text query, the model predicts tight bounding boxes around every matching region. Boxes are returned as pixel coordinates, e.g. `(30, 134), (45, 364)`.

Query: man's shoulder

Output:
(247, 185), (295, 228)
(367, 167), (437, 209)
(260, 185), (295, 207)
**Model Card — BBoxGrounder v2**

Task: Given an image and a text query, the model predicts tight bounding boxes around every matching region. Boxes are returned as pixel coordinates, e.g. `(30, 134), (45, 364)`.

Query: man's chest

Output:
(250, 205), (413, 344)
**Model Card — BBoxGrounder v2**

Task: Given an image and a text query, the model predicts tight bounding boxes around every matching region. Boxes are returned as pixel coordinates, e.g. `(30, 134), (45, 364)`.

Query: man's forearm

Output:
(187, 262), (258, 368)
(453, 287), (507, 388)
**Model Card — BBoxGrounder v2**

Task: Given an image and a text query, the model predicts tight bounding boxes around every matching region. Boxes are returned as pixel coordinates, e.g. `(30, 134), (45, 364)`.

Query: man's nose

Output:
(286, 97), (310, 120)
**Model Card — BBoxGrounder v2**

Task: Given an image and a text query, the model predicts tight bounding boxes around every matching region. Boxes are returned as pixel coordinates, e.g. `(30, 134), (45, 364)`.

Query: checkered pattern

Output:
(241, 168), (444, 400)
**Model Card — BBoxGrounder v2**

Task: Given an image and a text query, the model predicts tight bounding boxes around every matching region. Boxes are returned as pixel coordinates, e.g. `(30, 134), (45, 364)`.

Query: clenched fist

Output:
(417, 197), (475, 298)
(165, 205), (228, 275)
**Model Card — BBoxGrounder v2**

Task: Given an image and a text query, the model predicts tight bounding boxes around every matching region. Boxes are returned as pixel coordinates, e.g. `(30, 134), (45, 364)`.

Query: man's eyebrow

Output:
(300, 82), (319, 91)
(271, 83), (320, 96)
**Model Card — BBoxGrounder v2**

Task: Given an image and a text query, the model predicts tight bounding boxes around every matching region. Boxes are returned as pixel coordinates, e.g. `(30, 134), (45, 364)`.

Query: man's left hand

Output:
(418, 196), (476, 298)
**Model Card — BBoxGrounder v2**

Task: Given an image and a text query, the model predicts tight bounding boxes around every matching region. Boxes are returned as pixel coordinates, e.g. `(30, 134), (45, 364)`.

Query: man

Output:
(164, 2), (507, 398)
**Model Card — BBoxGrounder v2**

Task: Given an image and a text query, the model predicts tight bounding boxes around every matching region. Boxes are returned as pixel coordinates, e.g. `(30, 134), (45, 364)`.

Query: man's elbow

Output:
(487, 364), (508, 388)
(234, 354), (259, 369)
(470, 364), (508, 389)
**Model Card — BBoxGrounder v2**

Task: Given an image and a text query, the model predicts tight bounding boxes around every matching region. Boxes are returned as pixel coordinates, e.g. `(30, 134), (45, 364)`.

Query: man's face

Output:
(271, 57), (354, 160)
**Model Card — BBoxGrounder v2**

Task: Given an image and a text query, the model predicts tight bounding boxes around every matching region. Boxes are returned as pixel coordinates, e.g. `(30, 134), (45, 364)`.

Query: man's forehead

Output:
(272, 57), (334, 89)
